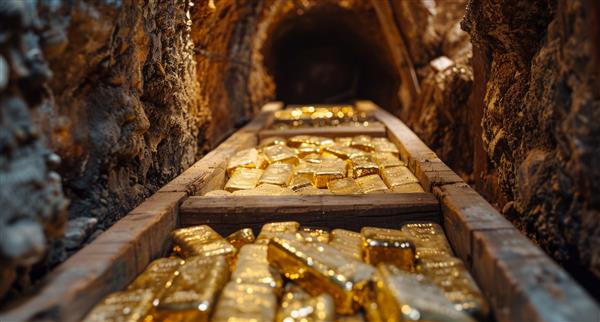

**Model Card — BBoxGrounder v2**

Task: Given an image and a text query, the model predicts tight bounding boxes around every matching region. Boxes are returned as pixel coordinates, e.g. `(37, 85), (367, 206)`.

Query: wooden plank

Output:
(180, 193), (440, 235)
(159, 111), (271, 195)
(472, 229), (600, 322)
(258, 124), (387, 140)
(434, 183), (514, 266)
(0, 191), (187, 322)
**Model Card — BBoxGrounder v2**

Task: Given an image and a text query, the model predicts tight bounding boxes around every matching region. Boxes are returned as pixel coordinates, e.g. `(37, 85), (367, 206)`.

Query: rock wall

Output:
(463, 0), (600, 285)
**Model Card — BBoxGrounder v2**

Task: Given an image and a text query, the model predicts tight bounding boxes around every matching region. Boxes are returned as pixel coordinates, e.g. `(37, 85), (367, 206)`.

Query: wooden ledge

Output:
(258, 124), (387, 140)
(180, 193), (440, 235)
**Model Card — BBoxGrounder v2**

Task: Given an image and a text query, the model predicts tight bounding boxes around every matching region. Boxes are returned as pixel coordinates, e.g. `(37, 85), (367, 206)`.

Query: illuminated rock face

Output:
(463, 0), (600, 284)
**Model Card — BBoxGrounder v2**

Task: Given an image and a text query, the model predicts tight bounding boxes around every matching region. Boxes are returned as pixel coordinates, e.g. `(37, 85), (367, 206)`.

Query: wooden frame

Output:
(1, 101), (597, 322)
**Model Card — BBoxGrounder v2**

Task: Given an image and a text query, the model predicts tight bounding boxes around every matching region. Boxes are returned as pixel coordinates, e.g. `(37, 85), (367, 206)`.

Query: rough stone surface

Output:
(463, 0), (600, 286)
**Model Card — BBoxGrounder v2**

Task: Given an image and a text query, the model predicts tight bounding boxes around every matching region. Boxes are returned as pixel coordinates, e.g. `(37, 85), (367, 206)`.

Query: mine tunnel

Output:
(1, 0), (600, 321)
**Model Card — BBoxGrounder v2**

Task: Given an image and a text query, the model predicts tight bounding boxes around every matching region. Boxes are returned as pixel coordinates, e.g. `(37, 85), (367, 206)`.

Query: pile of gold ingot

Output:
(83, 222), (488, 322)
(204, 134), (425, 196)
(270, 105), (381, 129)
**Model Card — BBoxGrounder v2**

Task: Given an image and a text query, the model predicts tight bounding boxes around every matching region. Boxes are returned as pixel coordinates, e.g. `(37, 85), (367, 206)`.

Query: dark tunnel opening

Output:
(262, 5), (401, 110)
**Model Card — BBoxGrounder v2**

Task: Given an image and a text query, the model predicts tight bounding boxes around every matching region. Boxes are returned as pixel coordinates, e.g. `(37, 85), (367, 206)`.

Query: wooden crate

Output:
(1, 101), (597, 322)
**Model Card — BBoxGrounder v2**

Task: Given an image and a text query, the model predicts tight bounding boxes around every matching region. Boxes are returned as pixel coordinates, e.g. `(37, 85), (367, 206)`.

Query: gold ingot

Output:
(355, 174), (388, 194)
(295, 186), (332, 195)
(267, 237), (375, 314)
(320, 151), (341, 161)
(171, 225), (236, 262)
(350, 135), (375, 152)
(296, 143), (321, 158)
(226, 228), (255, 250)
(260, 163), (293, 186)
(298, 227), (330, 243)
(416, 255), (489, 319)
(156, 256), (230, 322)
(256, 221), (300, 244)
(226, 148), (266, 176)
(232, 183), (294, 196)
(371, 152), (404, 170)
(224, 168), (263, 192)
(323, 145), (366, 160)
(82, 289), (154, 322)
(372, 138), (399, 156)
(348, 156), (379, 178)
(313, 160), (347, 188)
(276, 284), (335, 322)
(361, 227), (415, 271)
(302, 153), (322, 164)
(231, 244), (283, 293)
(401, 222), (453, 254)
(373, 264), (474, 322)
(289, 175), (313, 191)
(334, 137), (353, 146)
(327, 177), (362, 195)
(287, 135), (312, 148)
(363, 299), (385, 322)
(259, 136), (287, 148)
(380, 166), (419, 190)
(391, 183), (425, 193)
(263, 145), (298, 165)
(212, 282), (277, 322)
(329, 229), (363, 260)
(295, 160), (318, 181)
(203, 189), (232, 197)
(306, 136), (334, 147)
(127, 257), (183, 301)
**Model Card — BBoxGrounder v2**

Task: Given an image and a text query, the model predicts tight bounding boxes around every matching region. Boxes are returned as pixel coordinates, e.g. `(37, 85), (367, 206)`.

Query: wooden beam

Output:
(180, 193), (440, 235)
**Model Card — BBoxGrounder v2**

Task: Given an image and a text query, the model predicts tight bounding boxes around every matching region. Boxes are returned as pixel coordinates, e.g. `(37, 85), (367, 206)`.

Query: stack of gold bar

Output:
(270, 105), (379, 129)
(205, 133), (425, 196)
(84, 222), (488, 322)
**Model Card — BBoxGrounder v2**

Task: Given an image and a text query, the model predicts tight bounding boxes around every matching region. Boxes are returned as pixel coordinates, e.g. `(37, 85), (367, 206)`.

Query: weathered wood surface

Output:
(258, 124), (387, 140)
(0, 191), (186, 322)
(180, 193), (440, 235)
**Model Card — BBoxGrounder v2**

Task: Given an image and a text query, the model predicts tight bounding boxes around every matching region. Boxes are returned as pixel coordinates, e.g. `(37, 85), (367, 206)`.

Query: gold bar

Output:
(226, 228), (255, 250)
(259, 136), (287, 148)
(307, 136), (334, 147)
(329, 229), (363, 260)
(294, 186), (332, 195)
(380, 166), (419, 189)
(361, 227), (415, 271)
(320, 151), (342, 161)
(302, 153), (322, 164)
(260, 163), (293, 186)
(224, 168), (263, 192)
(296, 143), (321, 158)
(391, 183), (425, 193)
(351, 135), (375, 152)
(334, 137), (353, 146)
(348, 155), (379, 178)
(323, 145), (366, 160)
(231, 244), (283, 293)
(263, 145), (299, 165)
(295, 160), (318, 181)
(226, 148), (266, 176)
(276, 284), (335, 322)
(400, 223), (453, 254)
(267, 237), (375, 314)
(232, 183), (294, 196)
(82, 289), (154, 322)
(289, 175), (313, 191)
(416, 255), (489, 319)
(171, 225), (236, 262)
(372, 138), (399, 156)
(373, 264), (474, 322)
(212, 282), (277, 322)
(203, 190), (232, 197)
(355, 174), (388, 194)
(371, 152), (404, 169)
(313, 160), (347, 188)
(298, 227), (330, 243)
(327, 177), (363, 195)
(287, 135), (312, 148)
(156, 256), (230, 322)
(127, 257), (183, 299)
(256, 221), (300, 244)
